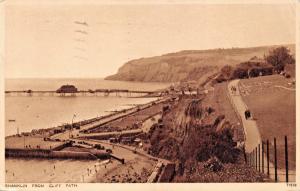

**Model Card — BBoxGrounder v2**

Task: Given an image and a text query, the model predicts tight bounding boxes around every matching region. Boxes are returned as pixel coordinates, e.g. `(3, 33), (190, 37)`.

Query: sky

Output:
(4, 1), (296, 78)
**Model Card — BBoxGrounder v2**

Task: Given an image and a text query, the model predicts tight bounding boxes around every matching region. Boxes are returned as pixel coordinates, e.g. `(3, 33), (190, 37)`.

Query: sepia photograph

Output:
(1, 0), (298, 189)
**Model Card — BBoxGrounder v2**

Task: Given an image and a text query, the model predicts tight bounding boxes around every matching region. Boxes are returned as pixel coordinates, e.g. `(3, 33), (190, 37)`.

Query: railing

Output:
(226, 80), (295, 182)
(245, 136), (295, 182)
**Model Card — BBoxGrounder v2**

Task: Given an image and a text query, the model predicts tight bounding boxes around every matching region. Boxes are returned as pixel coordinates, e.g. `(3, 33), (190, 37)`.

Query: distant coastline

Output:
(106, 44), (295, 83)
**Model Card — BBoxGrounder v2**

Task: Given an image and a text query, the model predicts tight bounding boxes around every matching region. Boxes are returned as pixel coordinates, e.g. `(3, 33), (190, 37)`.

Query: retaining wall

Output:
(5, 149), (110, 160)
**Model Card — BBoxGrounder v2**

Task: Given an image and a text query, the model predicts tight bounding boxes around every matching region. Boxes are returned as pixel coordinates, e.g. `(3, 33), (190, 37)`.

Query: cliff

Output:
(105, 44), (295, 82)
(147, 95), (265, 182)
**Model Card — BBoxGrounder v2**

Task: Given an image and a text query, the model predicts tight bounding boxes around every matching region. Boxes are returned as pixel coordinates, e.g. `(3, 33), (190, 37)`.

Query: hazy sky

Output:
(5, 2), (295, 78)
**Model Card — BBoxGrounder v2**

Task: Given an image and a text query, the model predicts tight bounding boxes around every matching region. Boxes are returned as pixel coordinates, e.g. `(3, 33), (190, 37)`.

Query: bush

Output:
(196, 146), (212, 162)
(195, 126), (240, 164)
(215, 57), (276, 83)
(185, 100), (202, 118)
(285, 73), (291, 78)
(215, 65), (234, 83)
(204, 157), (223, 172)
(220, 65), (234, 79)
(248, 67), (260, 77)
(232, 67), (248, 79)
(261, 67), (273, 75)
(214, 74), (226, 83)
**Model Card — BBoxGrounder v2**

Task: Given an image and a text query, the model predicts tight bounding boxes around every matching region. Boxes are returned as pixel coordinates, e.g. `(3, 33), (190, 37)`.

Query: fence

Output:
(245, 135), (295, 182)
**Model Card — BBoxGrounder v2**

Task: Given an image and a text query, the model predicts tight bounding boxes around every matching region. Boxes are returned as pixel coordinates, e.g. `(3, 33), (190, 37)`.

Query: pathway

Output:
(228, 80), (261, 152)
(228, 79), (295, 182)
(274, 85), (296, 91)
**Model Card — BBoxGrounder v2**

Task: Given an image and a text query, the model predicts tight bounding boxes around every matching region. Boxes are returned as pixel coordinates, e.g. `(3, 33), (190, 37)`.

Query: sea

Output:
(5, 78), (171, 183)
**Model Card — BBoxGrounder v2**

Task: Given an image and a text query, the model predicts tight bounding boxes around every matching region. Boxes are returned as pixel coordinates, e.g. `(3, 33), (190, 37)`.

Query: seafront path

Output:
(50, 97), (170, 140)
(227, 79), (295, 182)
(228, 79), (261, 152)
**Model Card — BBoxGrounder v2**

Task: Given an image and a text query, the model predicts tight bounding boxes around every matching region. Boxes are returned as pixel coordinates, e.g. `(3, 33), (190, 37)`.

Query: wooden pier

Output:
(5, 89), (157, 97)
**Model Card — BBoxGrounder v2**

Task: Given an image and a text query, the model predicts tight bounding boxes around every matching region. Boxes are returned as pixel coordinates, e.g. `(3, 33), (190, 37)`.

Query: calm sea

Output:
(5, 78), (170, 183)
(5, 78), (171, 136)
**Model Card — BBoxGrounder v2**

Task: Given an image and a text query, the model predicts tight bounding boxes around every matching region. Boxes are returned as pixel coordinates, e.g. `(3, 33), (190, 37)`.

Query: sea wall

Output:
(51, 151), (99, 160)
(157, 163), (176, 182)
(6, 149), (51, 158)
(5, 149), (110, 160)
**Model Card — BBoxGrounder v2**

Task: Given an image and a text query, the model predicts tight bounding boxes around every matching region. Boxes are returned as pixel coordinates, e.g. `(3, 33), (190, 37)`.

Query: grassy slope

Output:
(239, 75), (296, 170)
(210, 82), (240, 125)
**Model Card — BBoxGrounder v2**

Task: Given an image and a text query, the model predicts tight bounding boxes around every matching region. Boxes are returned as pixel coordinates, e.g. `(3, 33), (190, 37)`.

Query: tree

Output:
(265, 46), (295, 72)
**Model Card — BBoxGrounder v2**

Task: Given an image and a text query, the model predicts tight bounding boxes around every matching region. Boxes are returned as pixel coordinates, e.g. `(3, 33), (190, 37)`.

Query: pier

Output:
(5, 89), (157, 97)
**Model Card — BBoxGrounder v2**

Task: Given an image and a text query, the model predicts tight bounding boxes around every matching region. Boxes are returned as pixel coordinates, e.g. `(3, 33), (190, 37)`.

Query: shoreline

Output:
(5, 93), (170, 183)
(5, 96), (164, 139)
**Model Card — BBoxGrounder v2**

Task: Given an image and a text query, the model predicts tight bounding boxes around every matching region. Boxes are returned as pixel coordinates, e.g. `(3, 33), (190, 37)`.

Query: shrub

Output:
(261, 67), (273, 75)
(196, 146), (212, 162)
(285, 73), (291, 78)
(248, 67), (260, 78)
(214, 74), (226, 83)
(195, 126), (240, 164)
(220, 65), (234, 79)
(185, 100), (202, 118)
(232, 67), (248, 79)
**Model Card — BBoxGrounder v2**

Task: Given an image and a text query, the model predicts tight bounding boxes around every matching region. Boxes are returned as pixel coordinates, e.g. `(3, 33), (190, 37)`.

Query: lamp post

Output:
(69, 114), (76, 139)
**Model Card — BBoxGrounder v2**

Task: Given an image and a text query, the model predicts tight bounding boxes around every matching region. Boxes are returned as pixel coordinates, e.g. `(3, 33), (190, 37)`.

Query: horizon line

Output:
(5, 43), (295, 79)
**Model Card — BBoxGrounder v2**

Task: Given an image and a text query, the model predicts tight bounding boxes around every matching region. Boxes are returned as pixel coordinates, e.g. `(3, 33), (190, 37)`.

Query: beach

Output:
(5, 78), (169, 183)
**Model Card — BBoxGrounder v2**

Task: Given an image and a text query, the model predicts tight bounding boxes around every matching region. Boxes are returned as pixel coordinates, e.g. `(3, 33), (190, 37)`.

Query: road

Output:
(78, 139), (170, 165)
(228, 79), (295, 182)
